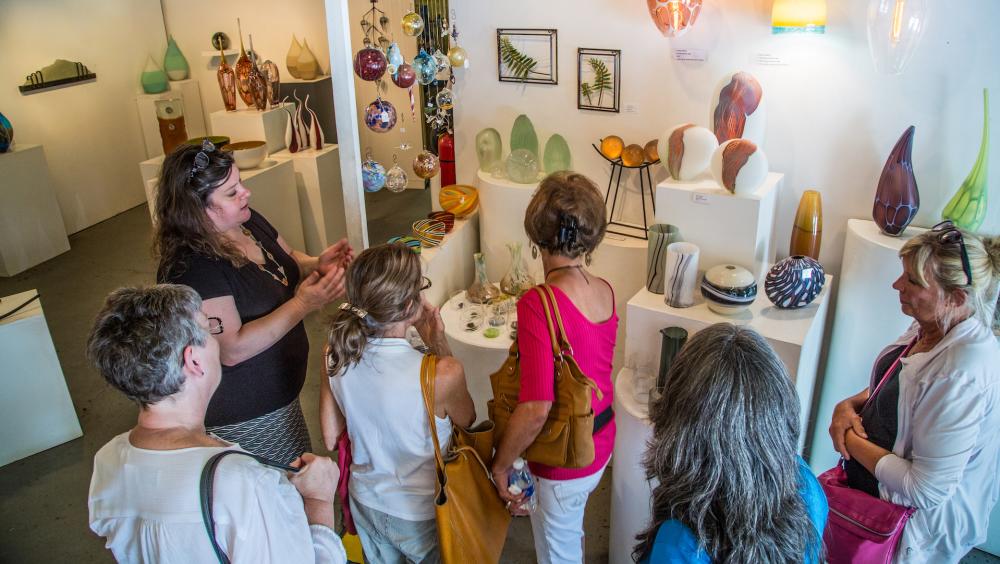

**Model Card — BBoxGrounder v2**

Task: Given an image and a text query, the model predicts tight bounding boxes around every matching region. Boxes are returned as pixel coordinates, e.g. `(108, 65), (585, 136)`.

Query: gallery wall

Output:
(452, 0), (1000, 274)
(0, 0), (167, 234)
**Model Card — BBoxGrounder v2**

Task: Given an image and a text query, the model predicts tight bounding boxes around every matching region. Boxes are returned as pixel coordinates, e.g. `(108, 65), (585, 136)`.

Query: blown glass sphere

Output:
(353, 48), (387, 82)
(621, 144), (646, 167)
(600, 136), (624, 160)
(362, 158), (387, 193)
(448, 46), (468, 67)
(401, 11), (424, 36)
(413, 49), (437, 85)
(364, 98), (397, 133)
(413, 150), (440, 179)
(392, 63), (416, 88)
(506, 148), (540, 184)
(432, 49), (451, 73)
(436, 88), (454, 110)
(385, 163), (408, 193)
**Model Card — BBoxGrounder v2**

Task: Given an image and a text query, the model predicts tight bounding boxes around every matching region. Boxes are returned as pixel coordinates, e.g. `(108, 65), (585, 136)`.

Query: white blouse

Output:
(88, 432), (346, 563)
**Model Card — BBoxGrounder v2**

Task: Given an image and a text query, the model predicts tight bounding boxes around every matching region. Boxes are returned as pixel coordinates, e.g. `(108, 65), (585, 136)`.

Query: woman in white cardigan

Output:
(829, 221), (1000, 563)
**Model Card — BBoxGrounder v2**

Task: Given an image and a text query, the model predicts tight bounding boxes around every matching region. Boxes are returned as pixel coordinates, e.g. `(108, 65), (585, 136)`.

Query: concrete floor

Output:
(0, 196), (610, 563)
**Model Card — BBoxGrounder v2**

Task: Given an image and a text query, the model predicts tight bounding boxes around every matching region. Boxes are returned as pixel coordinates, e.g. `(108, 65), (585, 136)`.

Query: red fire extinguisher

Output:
(437, 131), (455, 186)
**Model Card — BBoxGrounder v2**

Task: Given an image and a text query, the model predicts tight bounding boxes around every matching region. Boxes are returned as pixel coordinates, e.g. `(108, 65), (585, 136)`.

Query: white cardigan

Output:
(872, 318), (1000, 564)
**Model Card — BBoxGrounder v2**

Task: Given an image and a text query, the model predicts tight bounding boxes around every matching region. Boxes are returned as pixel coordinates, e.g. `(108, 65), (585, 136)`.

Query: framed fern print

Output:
(497, 29), (558, 85)
(578, 48), (620, 112)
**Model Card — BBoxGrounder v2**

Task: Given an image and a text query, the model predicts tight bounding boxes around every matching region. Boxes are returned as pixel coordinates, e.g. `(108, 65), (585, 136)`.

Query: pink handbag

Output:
(820, 340), (916, 563)
(336, 430), (357, 535)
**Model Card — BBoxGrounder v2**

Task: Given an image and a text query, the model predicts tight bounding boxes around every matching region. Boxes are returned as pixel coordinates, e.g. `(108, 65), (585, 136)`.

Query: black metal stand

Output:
(592, 144), (658, 240)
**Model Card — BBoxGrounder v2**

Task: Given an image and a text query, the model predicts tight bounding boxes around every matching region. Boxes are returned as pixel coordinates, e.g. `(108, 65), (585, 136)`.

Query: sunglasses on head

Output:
(931, 220), (973, 287)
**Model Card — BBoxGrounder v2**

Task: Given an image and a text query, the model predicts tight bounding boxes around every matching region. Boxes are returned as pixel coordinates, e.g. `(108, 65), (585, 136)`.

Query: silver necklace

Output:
(241, 227), (288, 286)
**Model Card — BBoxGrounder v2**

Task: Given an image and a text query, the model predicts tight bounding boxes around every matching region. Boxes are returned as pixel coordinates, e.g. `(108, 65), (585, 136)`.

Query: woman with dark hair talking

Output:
(154, 141), (352, 464)
(635, 323), (827, 563)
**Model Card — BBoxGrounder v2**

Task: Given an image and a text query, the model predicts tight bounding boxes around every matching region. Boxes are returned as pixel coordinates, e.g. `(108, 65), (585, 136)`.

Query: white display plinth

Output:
(654, 173), (781, 278)
(271, 145), (347, 256)
(441, 289), (510, 424)
(209, 103), (292, 154)
(808, 219), (925, 473)
(422, 213), (480, 309)
(0, 145), (70, 276)
(477, 170), (540, 281)
(0, 291), (82, 465)
(135, 79), (208, 159)
(609, 367), (654, 564)
(143, 159), (305, 252)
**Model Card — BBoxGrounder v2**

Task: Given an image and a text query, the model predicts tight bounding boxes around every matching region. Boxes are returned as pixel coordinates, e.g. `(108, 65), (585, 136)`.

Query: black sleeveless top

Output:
(845, 344), (908, 497)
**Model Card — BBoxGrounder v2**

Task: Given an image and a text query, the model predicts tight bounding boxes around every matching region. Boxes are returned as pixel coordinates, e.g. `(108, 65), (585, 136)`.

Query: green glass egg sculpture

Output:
(510, 114), (539, 158)
(543, 134), (572, 173)
(506, 148), (540, 184)
(475, 128), (503, 172)
(141, 55), (169, 93)
(163, 36), (190, 80)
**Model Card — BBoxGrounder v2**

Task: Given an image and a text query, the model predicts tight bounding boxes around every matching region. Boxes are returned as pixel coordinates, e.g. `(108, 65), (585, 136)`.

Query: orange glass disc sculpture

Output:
(439, 185), (479, 218)
(789, 190), (823, 259)
(600, 136), (624, 160)
(647, 0), (703, 38)
(621, 144), (646, 167)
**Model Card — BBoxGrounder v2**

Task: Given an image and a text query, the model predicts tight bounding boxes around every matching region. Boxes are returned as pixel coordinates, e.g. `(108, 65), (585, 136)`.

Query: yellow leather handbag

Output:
(488, 284), (603, 469)
(420, 355), (510, 564)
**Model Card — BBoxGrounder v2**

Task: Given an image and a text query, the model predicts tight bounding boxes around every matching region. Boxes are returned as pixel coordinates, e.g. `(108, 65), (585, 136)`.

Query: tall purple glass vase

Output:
(873, 126), (919, 236)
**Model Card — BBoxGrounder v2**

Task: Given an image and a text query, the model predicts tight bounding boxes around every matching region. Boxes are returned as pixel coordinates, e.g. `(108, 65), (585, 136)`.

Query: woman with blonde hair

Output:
(319, 244), (474, 563)
(829, 222), (1000, 563)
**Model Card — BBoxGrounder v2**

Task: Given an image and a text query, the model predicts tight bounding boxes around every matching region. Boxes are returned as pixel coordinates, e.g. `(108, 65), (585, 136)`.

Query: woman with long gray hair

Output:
(635, 323), (826, 563)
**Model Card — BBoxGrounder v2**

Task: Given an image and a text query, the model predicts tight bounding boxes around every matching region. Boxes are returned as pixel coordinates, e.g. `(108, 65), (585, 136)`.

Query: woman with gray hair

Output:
(635, 323), (826, 563)
(829, 222), (1000, 563)
(87, 284), (346, 563)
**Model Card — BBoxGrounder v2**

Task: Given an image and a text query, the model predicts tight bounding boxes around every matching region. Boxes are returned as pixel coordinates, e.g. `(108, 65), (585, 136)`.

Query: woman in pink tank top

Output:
(491, 172), (618, 564)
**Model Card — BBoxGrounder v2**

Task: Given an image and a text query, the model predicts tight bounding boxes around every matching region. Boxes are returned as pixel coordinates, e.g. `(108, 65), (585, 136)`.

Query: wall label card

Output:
(755, 52), (790, 66)
(692, 193), (711, 205)
(672, 49), (707, 62)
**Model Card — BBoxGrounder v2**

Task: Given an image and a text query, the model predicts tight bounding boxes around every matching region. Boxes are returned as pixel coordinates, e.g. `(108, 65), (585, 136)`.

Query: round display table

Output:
(440, 291), (515, 424)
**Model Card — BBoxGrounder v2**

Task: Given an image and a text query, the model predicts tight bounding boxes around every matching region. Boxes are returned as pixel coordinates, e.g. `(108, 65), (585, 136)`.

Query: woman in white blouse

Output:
(86, 284), (346, 564)
(829, 222), (1000, 563)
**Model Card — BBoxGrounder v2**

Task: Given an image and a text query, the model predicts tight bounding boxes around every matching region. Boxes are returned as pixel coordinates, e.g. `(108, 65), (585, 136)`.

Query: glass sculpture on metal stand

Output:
(592, 141), (659, 240)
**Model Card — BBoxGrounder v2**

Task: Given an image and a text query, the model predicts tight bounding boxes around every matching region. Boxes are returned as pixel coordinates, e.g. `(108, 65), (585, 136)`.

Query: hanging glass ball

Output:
(432, 49), (451, 73)
(401, 11), (424, 36)
(506, 148), (540, 184)
(448, 46), (468, 67)
(436, 88), (454, 110)
(386, 163), (409, 193)
(353, 48), (387, 81)
(412, 150), (440, 179)
(413, 49), (437, 85)
(364, 98), (397, 133)
(386, 42), (405, 69)
(392, 63), (416, 88)
(362, 158), (387, 192)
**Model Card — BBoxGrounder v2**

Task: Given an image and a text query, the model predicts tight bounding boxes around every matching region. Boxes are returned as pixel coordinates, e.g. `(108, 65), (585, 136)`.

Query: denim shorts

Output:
(349, 497), (439, 564)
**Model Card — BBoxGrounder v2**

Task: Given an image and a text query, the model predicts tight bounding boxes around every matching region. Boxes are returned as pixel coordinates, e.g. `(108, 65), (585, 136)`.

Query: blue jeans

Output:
(349, 497), (439, 564)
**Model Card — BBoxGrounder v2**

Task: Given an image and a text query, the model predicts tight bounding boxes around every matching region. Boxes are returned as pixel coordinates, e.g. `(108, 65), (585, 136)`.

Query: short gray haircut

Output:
(635, 323), (821, 563)
(87, 285), (206, 407)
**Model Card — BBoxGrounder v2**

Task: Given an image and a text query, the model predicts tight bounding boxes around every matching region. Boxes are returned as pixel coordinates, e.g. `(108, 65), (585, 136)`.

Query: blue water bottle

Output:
(507, 457), (538, 513)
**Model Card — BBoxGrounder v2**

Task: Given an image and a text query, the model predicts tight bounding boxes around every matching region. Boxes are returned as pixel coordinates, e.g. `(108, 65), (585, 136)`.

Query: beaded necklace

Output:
(241, 227), (288, 286)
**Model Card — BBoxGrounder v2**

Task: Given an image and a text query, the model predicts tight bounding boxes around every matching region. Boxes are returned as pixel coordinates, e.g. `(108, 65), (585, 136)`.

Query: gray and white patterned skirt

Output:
(207, 399), (312, 465)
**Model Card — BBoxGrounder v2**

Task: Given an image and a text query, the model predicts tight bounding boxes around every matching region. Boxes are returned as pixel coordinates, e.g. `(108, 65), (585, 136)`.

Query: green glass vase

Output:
(140, 55), (169, 94)
(163, 36), (189, 81)
(510, 114), (539, 158)
(942, 89), (989, 232)
(543, 134), (572, 173)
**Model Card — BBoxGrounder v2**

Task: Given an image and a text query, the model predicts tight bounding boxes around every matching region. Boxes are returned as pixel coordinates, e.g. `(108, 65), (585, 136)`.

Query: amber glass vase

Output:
(216, 48), (237, 111)
(235, 20), (254, 106)
(789, 190), (822, 260)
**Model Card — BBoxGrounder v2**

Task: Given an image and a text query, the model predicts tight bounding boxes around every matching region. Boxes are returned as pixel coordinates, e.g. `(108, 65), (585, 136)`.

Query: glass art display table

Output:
(0, 144), (70, 276)
(440, 290), (514, 425)
(609, 276), (831, 563)
(0, 290), (82, 466)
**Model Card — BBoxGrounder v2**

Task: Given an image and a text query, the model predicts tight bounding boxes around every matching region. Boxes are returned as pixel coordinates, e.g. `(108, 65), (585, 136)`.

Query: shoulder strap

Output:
(200, 450), (299, 564)
(862, 338), (917, 412)
(532, 286), (562, 358)
(541, 284), (573, 354)
(419, 354), (447, 475)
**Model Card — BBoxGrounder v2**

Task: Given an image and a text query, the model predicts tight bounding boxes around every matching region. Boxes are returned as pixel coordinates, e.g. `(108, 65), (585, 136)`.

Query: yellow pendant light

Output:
(772, 0), (827, 34)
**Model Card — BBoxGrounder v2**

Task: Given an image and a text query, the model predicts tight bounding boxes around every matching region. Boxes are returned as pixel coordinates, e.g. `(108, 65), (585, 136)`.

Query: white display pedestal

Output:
(0, 145), (70, 276)
(808, 219), (925, 473)
(0, 291), (82, 466)
(610, 281), (831, 563)
(271, 145), (346, 256)
(654, 173), (781, 278)
(209, 103), (292, 154)
(440, 289), (511, 425)
(422, 213), (480, 309)
(142, 159), (305, 252)
(136, 79), (208, 159)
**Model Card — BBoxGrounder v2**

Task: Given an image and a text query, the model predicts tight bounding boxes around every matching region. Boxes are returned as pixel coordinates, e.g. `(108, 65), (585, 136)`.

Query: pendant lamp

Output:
(772, 0), (827, 34)
(867, 0), (929, 75)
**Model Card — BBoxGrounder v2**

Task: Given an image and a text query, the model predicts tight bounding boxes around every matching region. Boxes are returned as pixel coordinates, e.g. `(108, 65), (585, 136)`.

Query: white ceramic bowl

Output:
(223, 140), (267, 170)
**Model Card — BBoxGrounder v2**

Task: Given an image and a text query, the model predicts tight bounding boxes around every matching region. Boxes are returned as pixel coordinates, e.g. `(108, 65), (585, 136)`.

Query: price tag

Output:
(673, 49), (707, 62)
(692, 193), (711, 205)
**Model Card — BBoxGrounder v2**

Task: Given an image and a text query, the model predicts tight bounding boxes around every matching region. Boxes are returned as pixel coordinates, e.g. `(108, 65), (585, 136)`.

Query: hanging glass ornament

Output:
(867, 0), (929, 75)
(354, 47), (387, 81)
(386, 42), (405, 74)
(413, 48), (436, 85)
(401, 11), (424, 36)
(432, 49), (451, 73)
(362, 151), (387, 192)
(393, 63), (416, 88)
(386, 154), (409, 193)
(364, 98), (397, 133)
(413, 150), (440, 179)
(447, 46), (468, 67)
(436, 88), (454, 111)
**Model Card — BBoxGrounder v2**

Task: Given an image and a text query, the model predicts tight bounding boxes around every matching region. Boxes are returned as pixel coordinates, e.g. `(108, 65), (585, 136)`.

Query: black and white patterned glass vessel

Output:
(765, 255), (826, 309)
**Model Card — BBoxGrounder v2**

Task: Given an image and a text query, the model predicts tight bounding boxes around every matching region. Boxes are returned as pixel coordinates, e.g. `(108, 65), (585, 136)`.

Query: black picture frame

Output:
(577, 48), (620, 113)
(497, 28), (558, 85)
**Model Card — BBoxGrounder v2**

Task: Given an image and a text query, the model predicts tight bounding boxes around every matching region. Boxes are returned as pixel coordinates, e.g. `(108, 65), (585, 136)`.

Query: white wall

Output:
(0, 0), (166, 234)
(452, 0), (1000, 274)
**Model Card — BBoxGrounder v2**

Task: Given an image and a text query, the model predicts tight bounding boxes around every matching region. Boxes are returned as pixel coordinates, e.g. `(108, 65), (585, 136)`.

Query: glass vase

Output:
(467, 253), (501, 304)
(650, 327), (688, 411)
(789, 190), (823, 259)
(500, 242), (536, 297)
(873, 126), (919, 236)
(216, 48), (237, 112)
(155, 99), (187, 156)
(942, 89), (989, 231)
